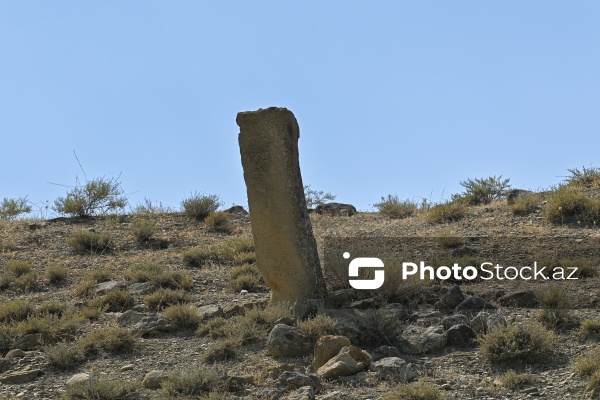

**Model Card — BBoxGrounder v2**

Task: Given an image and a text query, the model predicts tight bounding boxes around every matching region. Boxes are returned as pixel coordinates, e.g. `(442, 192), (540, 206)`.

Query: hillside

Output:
(1, 188), (600, 399)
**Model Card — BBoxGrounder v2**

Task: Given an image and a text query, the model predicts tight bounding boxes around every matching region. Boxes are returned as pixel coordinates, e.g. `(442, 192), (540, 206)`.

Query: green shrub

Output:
(182, 193), (222, 221)
(534, 284), (571, 328)
(297, 314), (339, 344)
(0, 300), (32, 322)
(229, 263), (263, 292)
(161, 367), (222, 397)
(479, 322), (555, 363)
(572, 348), (600, 377)
(13, 311), (81, 346)
(544, 186), (600, 225)
(374, 195), (418, 218)
(125, 262), (193, 290)
(182, 245), (224, 267)
(587, 370), (600, 395)
(223, 237), (255, 255)
(204, 211), (232, 233)
(163, 304), (202, 330)
(0, 197), (31, 219)
(87, 289), (134, 312)
(131, 198), (174, 214)
(54, 177), (127, 217)
(383, 381), (448, 400)
(131, 218), (156, 242)
(304, 184), (336, 208)
(452, 175), (511, 205)
(37, 300), (67, 316)
(565, 165), (600, 188)
(497, 370), (538, 389)
(435, 230), (466, 249)
(14, 271), (38, 292)
(6, 260), (32, 276)
(66, 230), (113, 254)
(64, 377), (139, 400)
(196, 317), (228, 338)
(144, 288), (188, 311)
(0, 272), (14, 290)
(511, 192), (540, 215)
(199, 337), (239, 362)
(77, 326), (136, 355)
(580, 320), (600, 336)
(46, 264), (68, 284)
(425, 201), (467, 223)
(44, 342), (85, 369)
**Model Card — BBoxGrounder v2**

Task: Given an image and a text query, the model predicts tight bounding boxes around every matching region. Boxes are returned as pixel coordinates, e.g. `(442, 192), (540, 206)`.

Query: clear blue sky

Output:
(2, 2), (599, 215)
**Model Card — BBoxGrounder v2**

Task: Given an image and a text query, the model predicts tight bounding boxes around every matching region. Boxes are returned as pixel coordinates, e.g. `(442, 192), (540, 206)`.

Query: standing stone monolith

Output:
(237, 107), (326, 305)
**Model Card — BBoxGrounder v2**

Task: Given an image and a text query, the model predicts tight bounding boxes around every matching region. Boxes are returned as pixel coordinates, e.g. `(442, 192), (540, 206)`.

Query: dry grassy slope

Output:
(0, 194), (599, 399)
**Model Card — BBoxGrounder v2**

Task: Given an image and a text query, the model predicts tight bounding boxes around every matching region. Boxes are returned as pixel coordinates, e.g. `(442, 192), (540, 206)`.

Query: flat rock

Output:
(66, 373), (90, 387)
(95, 280), (127, 296)
(313, 335), (351, 371)
(286, 385), (315, 400)
(371, 345), (400, 362)
(267, 324), (312, 358)
(0, 369), (41, 384)
(498, 290), (538, 308)
(316, 352), (364, 379)
(395, 325), (447, 354)
(142, 370), (169, 389)
(278, 371), (320, 390)
(197, 304), (224, 320)
(370, 357), (417, 381)
(117, 310), (175, 336)
(446, 324), (476, 347)
(5, 349), (26, 359)
(442, 314), (469, 331)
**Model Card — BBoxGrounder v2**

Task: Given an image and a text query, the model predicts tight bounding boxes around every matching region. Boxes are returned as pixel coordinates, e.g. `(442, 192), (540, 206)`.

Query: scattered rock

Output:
(487, 313), (507, 332)
(498, 290), (538, 308)
(437, 285), (465, 310)
(286, 385), (315, 400)
(0, 369), (41, 384)
(94, 280), (127, 296)
(315, 202), (357, 217)
(225, 205), (249, 215)
(446, 324), (476, 347)
(66, 373), (90, 387)
(316, 391), (348, 399)
(370, 357), (417, 381)
(142, 370), (169, 389)
(455, 296), (496, 317)
(313, 335), (351, 371)
(371, 345), (400, 362)
(120, 364), (134, 372)
(470, 311), (490, 335)
(267, 324), (312, 358)
(197, 304), (224, 320)
(227, 374), (254, 391)
(117, 310), (176, 336)
(278, 371), (320, 390)
(350, 297), (381, 310)
(317, 351), (365, 379)
(129, 282), (155, 295)
(5, 349), (26, 359)
(275, 316), (296, 326)
(395, 325), (447, 354)
(442, 314), (469, 330)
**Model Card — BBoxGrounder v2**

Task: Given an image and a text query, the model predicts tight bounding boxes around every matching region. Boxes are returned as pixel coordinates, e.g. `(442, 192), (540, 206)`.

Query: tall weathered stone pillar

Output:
(237, 107), (326, 304)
